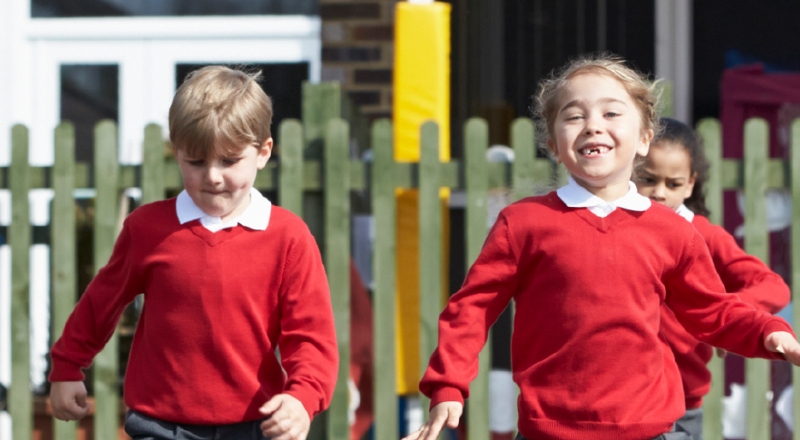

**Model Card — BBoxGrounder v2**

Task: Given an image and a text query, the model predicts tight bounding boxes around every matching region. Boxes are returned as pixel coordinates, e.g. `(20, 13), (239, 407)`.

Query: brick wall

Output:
(320, 0), (398, 121)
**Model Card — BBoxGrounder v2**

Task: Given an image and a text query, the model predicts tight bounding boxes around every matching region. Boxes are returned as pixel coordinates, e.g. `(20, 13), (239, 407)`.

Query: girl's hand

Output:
(50, 381), (91, 421)
(765, 331), (800, 365)
(259, 394), (310, 440)
(401, 401), (463, 440)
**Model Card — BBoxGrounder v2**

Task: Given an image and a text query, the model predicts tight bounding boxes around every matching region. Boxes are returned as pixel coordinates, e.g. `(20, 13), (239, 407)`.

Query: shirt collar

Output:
(675, 204), (695, 222)
(176, 187), (271, 232)
(557, 176), (651, 213)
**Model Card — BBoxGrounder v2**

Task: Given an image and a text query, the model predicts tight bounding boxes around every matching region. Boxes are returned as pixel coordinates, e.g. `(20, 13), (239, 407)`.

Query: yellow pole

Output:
(393, 0), (451, 395)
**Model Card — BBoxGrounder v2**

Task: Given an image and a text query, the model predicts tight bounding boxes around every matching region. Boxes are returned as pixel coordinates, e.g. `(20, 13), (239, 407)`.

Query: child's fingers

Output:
(259, 395), (282, 417)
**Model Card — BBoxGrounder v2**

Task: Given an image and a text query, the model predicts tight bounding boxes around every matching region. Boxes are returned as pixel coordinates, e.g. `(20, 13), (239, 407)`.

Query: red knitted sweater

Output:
(419, 193), (792, 440)
(660, 214), (790, 409)
(49, 199), (338, 425)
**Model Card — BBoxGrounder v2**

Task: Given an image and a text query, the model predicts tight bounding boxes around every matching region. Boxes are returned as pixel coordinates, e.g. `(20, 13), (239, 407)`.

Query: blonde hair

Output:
(533, 53), (662, 152)
(169, 65), (273, 158)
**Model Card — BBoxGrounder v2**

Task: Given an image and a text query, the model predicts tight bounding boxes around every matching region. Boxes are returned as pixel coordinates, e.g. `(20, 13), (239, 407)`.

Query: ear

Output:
(637, 128), (654, 157)
(256, 137), (273, 169)
(546, 138), (561, 163)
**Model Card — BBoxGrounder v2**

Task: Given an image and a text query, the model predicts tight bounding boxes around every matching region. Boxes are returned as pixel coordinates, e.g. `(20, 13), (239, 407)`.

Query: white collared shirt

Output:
(675, 204), (695, 222)
(176, 187), (272, 232)
(556, 176), (651, 218)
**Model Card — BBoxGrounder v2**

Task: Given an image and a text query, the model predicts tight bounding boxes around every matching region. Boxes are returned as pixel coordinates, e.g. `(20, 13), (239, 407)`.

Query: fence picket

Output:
(464, 118), (490, 440)
(418, 121), (442, 425)
(51, 122), (79, 440)
(279, 119), (303, 216)
(697, 118), (724, 440)
(743, 118), (771, 440)
(325, 118), (351, 440)
(371, 119), (398, 440)
(9, 124), (32, 440)
(791, 119), (800, 440)
(142, 123), (165, 205)
(92, 120), (121, 440)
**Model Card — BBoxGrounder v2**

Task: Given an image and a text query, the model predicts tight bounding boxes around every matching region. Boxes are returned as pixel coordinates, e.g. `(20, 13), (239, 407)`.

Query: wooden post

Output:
(324, 118), (351, 440)
(92, 120), (121, 440)
(464, 118), (490, 440)
(696, 118), (724, 440)
(371, 118), (398, 440)
(9, 124), (32, 440)
(51, 122), (79, 440)
(278, 119), (303, 216)
(791, 118), (800, 440)
(418, 121), (442, 426)
(743, 118), (771, 440)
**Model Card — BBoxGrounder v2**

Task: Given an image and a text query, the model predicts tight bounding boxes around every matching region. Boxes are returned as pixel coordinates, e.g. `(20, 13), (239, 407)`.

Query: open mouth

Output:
(579, 145), (611, 156)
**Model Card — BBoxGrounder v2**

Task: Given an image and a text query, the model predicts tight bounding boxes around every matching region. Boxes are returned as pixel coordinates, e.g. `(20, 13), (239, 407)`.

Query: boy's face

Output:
(174, 139), (272, 221)
(547, 72), (653, 198)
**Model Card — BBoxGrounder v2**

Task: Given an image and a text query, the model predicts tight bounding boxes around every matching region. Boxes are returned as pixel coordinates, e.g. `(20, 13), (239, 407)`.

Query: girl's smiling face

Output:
(548, 72), (654, 201)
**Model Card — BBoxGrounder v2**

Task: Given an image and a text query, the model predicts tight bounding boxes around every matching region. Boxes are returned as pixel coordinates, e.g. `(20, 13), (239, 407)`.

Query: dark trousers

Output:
(125, 410), (270, 440)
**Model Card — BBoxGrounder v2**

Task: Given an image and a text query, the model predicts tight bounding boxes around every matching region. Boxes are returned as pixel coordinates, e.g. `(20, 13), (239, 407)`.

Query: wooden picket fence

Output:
(2, 89), (800, 439)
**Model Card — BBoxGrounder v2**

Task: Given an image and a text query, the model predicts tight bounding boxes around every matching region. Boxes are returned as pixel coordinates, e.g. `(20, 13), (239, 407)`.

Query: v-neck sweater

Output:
(420, 192), (792, 440)
(49, 198), (338, 425)
(660, 214), (790, 409)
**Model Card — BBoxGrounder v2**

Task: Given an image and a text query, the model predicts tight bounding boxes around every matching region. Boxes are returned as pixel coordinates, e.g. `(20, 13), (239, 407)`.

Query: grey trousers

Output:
(674, 408), (703, 440)
(125, 410), (270, 440)
(515, 426), (693, 440)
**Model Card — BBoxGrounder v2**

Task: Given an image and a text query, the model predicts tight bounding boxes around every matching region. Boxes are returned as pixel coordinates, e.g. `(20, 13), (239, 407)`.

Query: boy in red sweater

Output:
(48, 65), (338, 440)
(636, 117), (791, 439)
(404, 54), (800, 440)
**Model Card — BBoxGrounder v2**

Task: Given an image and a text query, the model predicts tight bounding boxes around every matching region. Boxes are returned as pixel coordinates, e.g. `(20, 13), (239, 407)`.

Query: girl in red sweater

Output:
(403, 54), (800, 440)
(636, 117), (791, 439)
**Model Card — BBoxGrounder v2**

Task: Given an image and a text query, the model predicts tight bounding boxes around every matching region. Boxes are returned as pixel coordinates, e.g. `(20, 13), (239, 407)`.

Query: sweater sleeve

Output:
(419, 213), (521, 407)
(276, 226), (339, 420)
(49, 219), (145, 382)
(664, 229), (793, 360)
(701, 219), (790, 314)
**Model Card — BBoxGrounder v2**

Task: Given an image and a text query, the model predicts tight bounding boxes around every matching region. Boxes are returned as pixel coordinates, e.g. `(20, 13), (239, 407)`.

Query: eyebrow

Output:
(559, 97), (628, 114)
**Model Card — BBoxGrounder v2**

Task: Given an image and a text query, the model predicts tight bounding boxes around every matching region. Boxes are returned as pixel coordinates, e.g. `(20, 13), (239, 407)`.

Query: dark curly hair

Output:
(652, 117), (710, 216)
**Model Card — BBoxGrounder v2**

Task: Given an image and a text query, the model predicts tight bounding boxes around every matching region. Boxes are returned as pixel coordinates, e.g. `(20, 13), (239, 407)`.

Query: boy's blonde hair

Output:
(169, 65), (273, 158)
(533, 53), (662, 151)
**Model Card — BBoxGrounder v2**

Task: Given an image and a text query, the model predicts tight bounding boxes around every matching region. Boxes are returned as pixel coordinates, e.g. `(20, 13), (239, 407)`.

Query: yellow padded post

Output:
(393, 0), (451, 395)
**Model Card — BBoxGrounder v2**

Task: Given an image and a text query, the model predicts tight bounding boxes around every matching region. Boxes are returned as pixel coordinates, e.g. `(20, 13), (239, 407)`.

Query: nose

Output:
(650, 183), (666, 202)
(204, 165), (223, 185)
(583, 113), (603, 135)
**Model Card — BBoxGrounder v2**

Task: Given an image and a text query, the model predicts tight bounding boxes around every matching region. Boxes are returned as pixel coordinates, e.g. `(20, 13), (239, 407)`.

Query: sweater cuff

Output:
(429, 386), (465, 409)
(48, 357), (86, 382)
(285, 387), (325, 421)
(763, 319), (797, 360)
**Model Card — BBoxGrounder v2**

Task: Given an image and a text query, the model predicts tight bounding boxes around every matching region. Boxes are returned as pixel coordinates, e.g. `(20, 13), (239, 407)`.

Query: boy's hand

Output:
(50, 381), (91, 421)
(765, 331), (800, 365)
(259, 394), (310, 440)
(401, 401), (463, 440)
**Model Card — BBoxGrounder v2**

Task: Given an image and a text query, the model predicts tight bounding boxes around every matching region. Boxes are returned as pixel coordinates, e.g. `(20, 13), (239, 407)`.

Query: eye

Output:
(187, 159), (205, 167)
(565, 114), (584, 121)
(222, 157), (242, 166)
(604, 112), (620, 118)
(637, 176), (655, 185)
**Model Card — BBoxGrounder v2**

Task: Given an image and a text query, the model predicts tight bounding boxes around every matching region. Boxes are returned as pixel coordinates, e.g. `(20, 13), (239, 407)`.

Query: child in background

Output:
(48, 65), (339, 440)
(403, 54), (800, 440)
(636, 117), (791, 439)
